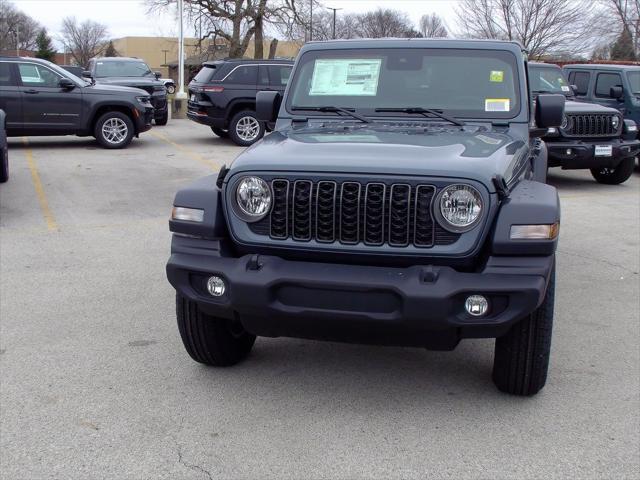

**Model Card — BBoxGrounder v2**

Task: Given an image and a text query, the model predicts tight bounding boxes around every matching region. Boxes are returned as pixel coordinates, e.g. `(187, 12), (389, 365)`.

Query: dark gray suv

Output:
(0, 56), (154, 148)
(166, 39), (565, 396)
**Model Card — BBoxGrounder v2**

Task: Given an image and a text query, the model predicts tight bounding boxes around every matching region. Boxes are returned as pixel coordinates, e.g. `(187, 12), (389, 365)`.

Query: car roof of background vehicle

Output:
(202, 58), (294, 67)
(92, 56), (147, 62)
(301, 37), (526, 54)
(529, 62), (561, 67)
(563, 63), (640, 71)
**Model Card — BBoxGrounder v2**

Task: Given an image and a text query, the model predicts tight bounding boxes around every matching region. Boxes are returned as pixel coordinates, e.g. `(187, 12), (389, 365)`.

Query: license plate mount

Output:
(595, 145), (613, 157)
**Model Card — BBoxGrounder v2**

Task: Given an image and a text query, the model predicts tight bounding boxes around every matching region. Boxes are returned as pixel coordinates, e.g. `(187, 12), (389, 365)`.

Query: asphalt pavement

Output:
(1, 120), (639, 479)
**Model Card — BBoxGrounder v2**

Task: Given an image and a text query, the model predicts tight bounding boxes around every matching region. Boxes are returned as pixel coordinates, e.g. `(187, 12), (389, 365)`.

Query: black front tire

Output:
(155, 110), (169, 126)
(228, 110), (265, 146)
(94, 111), (134, 149)
(0, 146), (8, 183)
(211, 127), (229, 138)
(590, 158), (635, 184)
(176, 294), (256, 366)
(166, 84), (176, 94)
(492, 263), (555, 396)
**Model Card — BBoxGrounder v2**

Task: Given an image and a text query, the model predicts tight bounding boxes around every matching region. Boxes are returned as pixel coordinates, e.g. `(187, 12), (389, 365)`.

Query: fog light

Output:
(206, 276), (226, 297)
(465, 295), (489, 317)
(566, 148), (572, 155)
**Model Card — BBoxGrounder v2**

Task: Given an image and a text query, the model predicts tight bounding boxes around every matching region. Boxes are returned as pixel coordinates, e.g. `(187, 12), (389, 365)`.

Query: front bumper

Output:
(166, 236), (554, 350)
(546, 137), (640, 169)
(151, 94), (168, 119)
(134, 106), (154, 133)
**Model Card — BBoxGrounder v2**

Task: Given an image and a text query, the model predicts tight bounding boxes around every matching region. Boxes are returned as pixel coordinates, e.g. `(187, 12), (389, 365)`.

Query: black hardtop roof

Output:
(93, 56), (147, 62)
(202, 58), (294, 67)
(563, 63), (640, 71)
(301, 37), (525, 53)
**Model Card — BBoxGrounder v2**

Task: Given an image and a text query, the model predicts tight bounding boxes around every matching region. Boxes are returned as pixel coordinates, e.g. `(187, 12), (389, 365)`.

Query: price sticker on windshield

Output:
(485, 98), (510, 112)
(310, 59), (382, 96)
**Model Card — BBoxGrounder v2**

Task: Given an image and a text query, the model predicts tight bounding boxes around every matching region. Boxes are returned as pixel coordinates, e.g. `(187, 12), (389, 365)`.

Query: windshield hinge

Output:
(493, 175), (510, 199)
(216, 164), (229, 189)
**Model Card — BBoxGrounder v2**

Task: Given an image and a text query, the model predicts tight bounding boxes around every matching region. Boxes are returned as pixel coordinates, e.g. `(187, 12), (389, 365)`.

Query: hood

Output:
(94, 76), (161, 87)
(564, 100), (620, 114)
(83, 83), (148, 96)
(229, 123), (531, 193)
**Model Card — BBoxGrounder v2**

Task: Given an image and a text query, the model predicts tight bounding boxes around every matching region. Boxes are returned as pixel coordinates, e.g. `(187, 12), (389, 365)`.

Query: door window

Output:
(595, 72), (622, 98)
(0, 62), (16, 86)
(568, 71), (590, 96)
(18, 63), (61, 88)
(225, 65), (258, 85)
(267, 65), (292, 87)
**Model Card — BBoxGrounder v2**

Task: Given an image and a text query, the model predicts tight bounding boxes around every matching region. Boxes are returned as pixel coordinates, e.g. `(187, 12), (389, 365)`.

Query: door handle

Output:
(24, 89), (39, 94)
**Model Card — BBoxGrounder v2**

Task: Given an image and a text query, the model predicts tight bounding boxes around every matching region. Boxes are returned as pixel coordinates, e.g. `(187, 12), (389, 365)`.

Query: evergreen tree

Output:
(34, 28), (56, 62)
(104, 41), (119, 57)
(610, 28), (637, 61)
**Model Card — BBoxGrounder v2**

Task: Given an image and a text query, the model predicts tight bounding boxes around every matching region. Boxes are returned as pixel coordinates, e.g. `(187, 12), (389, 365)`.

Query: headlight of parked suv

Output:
(560, 115), (570, 130)
(612, 115), (620, 130)
(136, 95), (151, 105)
(435, 184), (483, 233)
(234, 176), (272, 222)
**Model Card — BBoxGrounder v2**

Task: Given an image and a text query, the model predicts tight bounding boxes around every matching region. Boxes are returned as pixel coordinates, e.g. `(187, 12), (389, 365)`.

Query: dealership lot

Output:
(0, 119), (638, 478)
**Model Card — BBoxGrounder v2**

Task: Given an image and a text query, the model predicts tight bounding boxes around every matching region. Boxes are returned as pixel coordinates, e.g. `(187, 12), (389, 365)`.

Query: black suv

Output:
(187, 59), (294, 146)
(0, 109), (8, 183)
(0, 57), (154, 149)
(85, 57), (169, 126)
(529, 62), (639, 184)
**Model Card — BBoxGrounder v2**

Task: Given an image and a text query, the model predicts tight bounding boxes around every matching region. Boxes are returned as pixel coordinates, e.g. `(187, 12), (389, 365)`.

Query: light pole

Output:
(326, 7), (342, 39)
(309, 0), (313, 41)
(176, 0), (187, 100)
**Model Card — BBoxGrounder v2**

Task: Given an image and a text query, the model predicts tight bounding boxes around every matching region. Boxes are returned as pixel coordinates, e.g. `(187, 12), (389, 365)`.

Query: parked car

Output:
(529, 62), (639, 184)
(187, 59), (294, 146)
(84, 57), (169, 125)
(160, 78), (176, 94)
(0, 109), (8, 183)
(166, 39), (565, 396)
(60, 65), (84, 78)
(563, 63), (640, 128)
(0, 56), (154, 149)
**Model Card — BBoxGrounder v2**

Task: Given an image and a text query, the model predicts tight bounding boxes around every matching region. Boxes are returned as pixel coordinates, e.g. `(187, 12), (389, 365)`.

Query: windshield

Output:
(286, 48), (521, 119)
(94, 60), (153, 78)
(529, 65), (572, 96)
(626, 71), (640, 93)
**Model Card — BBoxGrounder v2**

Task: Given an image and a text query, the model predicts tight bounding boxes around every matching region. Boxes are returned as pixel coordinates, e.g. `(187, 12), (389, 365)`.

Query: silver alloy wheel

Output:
(101, 117), (128, 145)
(235, 115), (260, 142)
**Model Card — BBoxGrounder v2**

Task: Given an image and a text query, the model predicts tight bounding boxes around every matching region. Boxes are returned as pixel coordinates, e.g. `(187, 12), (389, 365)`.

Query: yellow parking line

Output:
(22, 138), (58, 232)
(149, 131), (220, 170)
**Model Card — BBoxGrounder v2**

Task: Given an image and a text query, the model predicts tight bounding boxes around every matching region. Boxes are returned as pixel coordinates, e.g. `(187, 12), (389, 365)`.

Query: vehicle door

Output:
(222, 64), (258, 109)
(17, 62), (83, 131)
(259, 64), (293, 95)
(566, 70), (592, 102)
(0, 62), (23, 130)
(593, 70), (625, 114)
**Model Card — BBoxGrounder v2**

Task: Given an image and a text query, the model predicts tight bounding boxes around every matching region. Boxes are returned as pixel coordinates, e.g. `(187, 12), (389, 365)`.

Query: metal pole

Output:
(176, 0), (187, 99)
(16, 24), (19, 57)
(326, 7), (342, 40)
(309, 0), (313, 41)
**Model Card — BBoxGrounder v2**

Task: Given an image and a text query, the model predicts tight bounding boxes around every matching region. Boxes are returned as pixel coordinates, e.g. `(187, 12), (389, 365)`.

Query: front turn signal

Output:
(171, 206), (204, 223)
(510, 223), (559, 240)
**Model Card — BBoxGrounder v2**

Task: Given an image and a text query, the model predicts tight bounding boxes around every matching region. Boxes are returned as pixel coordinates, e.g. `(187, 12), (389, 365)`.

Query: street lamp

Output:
(8, 25), (19, 57)
(176, 0), (187, 100)
(326, 7), (342, 40)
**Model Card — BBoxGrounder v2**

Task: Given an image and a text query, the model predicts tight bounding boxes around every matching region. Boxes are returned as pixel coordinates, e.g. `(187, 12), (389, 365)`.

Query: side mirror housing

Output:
(610, 86), (623, 99)
(59, 78), (75, 89)
(256, 91), (281, 123)
(535, 93), (565, 128)
(81, 70), (92, 79)
(154, 71), (162, 80)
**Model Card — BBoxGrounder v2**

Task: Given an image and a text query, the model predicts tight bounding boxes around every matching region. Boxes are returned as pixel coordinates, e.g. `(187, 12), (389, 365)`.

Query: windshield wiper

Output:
(291, 105), (371, 123)
(375, 107), (465, 126)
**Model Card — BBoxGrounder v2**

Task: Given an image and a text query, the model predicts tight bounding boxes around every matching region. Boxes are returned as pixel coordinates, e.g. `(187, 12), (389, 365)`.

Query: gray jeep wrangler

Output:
(166, 39), (564, 396)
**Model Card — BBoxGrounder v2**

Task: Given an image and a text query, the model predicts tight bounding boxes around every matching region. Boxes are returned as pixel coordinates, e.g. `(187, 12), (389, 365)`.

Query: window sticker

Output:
(485, 98), (510, 112)
(561, 85), (571, 92)
(310, 59), (382, 96)
(489, 70), (504, 82)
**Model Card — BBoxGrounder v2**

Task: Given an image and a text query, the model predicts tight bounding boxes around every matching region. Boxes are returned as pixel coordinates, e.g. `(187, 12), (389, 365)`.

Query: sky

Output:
(13, 0), (463, 48)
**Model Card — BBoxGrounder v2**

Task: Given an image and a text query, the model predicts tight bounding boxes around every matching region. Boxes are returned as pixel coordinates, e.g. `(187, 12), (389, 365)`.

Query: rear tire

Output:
(492, 262), (555, 396)
(94, 111), (134, 149)
(176, 294), (256, 366)
(166, 84), (176, 94)
(590, 158), (635, 184)
(211, 127), (228, 138)
(228, 110), (265, 146)
(155, 110), (169, 126)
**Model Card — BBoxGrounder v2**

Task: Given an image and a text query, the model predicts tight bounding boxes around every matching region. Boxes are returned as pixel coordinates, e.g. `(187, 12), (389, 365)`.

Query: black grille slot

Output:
(414, 186), (436, 246)
(316, 181), (337, 242)
(364, 183), (386, 245)
(565, 114), (619, 137)
(388, 184), (411, 246)
(339, 182), (361, 244)
(292, 180), (312, 240)
(269, 180), (289, 239)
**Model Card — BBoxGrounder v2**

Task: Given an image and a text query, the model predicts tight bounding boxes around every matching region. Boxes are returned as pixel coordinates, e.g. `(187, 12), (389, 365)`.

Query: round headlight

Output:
(561, 115), (569, 130)
(235, 176), (272, 221)
(436, 184), (483, 232)
(612, 115), (620, 130)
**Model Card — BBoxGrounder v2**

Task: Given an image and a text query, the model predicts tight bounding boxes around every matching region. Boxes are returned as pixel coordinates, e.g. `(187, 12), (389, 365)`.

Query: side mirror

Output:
(256, 91), (281, 123)
(610, 86), (623, 99)
(154, 71), (162, 80)
(570, 84), (578, 91)
(81, 70), (92, 79)
(535, 93), (565, 128)
(59, 78), (75, 89)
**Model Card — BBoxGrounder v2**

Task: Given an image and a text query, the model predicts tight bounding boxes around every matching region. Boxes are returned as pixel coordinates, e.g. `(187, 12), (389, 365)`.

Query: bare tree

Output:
(357, 8), (416, 38)
(601, 0), (640, 56)
(419, 13), (448, 38)
(456, 0), (592, 59)
(60, 17), (109, 67)
(0, 0), (41, 53)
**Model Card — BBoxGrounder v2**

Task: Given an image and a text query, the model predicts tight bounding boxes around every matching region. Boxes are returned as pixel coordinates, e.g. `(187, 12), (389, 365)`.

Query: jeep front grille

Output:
(252, 179), (459, 248)
(564, 114), (620, 137)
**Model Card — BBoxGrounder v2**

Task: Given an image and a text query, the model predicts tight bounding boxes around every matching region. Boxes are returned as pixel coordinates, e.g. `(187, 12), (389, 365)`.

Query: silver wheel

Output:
(101, 117), (129, 145)
(235, 115), (261, 142)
